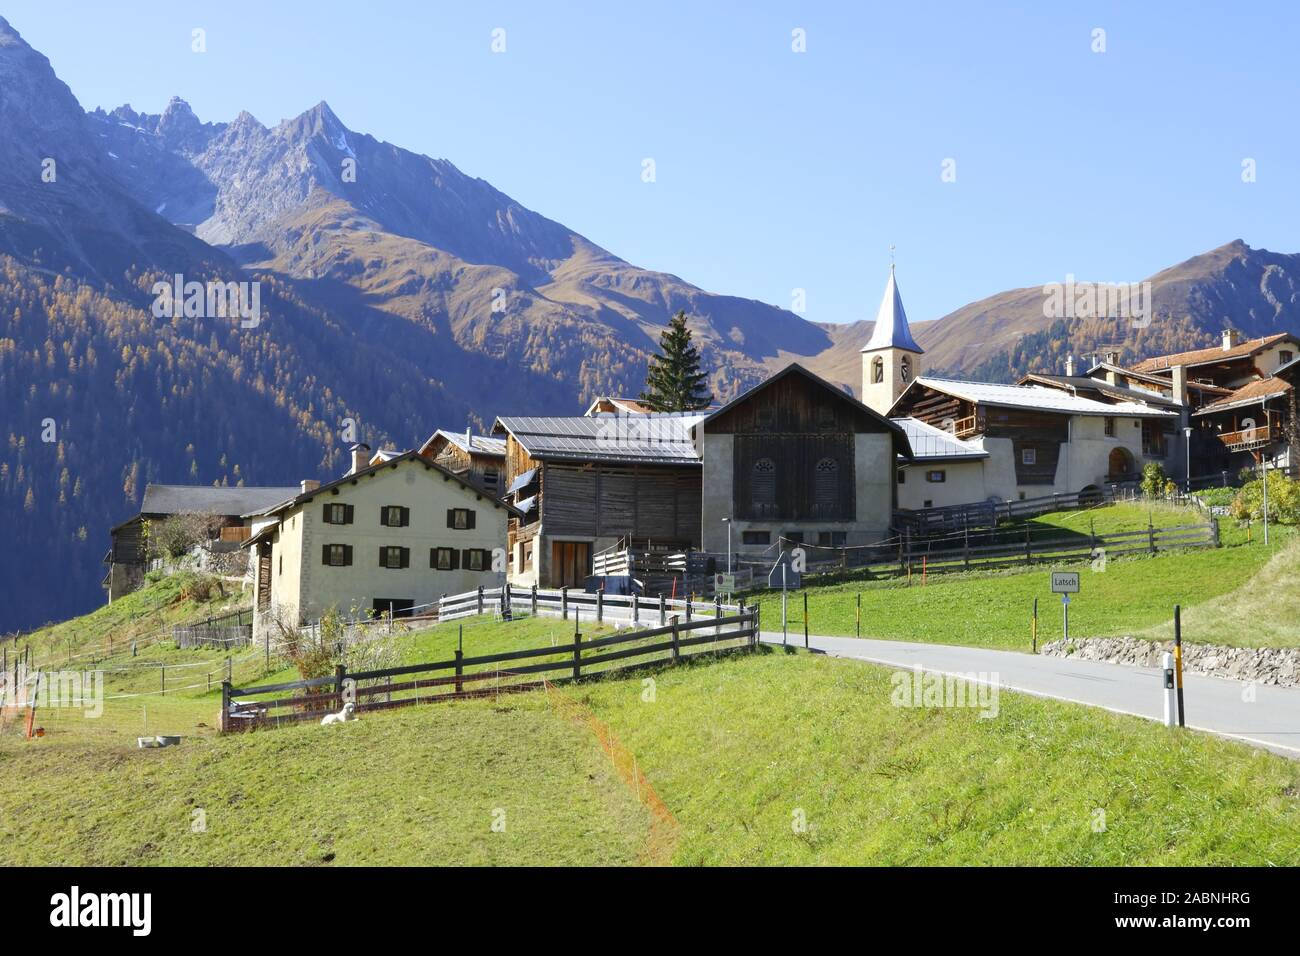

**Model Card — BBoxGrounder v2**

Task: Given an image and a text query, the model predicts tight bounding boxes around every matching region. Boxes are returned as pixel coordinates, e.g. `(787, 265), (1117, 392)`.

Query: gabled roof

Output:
(583, 396), (656, 416)
(1130, 333), (1297, 373)
(139, 484), (302, 518)
(241, 451), (521, 525)
(1083, 362), (1232, 395)
(861, 268), (923, 354)
(703, 362), (911, 450)
(900, 376), (1178, 418)
(892, 417), (988, 461)
(493, 414), (705, 466)
(418, 429), (506, 458)
(1193, 377), (1293, 416)
(1018, 373), (1182, 408)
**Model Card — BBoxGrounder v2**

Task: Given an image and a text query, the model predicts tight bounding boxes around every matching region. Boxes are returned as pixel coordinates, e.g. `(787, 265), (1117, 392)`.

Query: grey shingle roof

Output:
(140, 484), (301, 517)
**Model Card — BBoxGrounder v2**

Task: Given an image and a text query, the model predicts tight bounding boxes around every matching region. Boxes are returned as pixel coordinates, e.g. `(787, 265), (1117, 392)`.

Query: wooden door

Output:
(551, 541), (591, 588)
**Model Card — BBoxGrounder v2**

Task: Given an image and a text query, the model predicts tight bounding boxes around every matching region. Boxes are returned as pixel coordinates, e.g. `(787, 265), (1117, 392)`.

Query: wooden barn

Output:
(492, 414), (703, 587)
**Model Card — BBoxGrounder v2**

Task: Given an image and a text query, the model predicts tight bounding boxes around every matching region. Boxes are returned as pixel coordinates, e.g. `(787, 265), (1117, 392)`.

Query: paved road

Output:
(760, 631), (1300, 758)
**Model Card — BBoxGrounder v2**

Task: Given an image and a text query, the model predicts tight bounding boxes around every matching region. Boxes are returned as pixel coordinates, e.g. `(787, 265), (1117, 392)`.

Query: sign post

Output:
(1050, 571), (1080, 642)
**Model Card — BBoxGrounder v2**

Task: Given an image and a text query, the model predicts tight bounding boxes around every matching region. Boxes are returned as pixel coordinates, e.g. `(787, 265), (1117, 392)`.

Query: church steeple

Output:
(861, 264), (924, 414)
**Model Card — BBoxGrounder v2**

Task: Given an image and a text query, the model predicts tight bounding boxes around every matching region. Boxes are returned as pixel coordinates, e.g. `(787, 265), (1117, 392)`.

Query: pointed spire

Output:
(862, 267), (923, 354)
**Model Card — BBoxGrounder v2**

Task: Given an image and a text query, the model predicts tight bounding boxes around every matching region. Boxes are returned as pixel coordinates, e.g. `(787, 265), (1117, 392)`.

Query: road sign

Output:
(1050, 571), (1080, 594)
(713, 573), (736, 593)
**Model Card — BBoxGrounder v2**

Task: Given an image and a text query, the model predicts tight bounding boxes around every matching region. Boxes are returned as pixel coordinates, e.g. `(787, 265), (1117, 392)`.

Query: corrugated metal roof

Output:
(140, 484), (302, 517)
(892, 417), (988, 460)
(914, 377), (1177, 417)
(496, 414), (704, 465)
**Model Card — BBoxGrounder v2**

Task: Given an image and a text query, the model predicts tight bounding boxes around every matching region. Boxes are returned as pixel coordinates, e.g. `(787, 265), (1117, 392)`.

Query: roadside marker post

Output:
(803, 592), (809, 650)
(1174, 604), (1186, 727)
(855, 593), (861, 638)
(1032, 598), (1038, 653)
(1161, 651), (1177, 727)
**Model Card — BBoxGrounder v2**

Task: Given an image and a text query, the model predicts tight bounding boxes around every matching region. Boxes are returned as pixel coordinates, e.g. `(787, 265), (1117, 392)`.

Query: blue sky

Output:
(6, 1), (1298, 324)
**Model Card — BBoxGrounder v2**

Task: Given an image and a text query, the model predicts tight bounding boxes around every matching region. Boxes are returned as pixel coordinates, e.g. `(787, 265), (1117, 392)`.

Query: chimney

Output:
(465, 427), (473, 451)
(1064, 354), (1076, 376)
(1222, 328), (1241, 351)
(1171, 365), (1188, 407)
(348, 442), (371, 476)
(300, 479), (321, 494)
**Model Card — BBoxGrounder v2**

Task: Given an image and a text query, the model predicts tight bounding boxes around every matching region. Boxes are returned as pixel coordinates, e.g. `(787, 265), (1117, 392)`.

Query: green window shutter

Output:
(344, 504), (354, 524)
(446, 508), (455, 528)
(323, 504), (333, 524)
(379, 547), (386, 567)
(429, 548), (437, 569)
(322, 544), (331, 565)
(344, 545), (353, 566)
(400, 547), (410, 569)
(450, 548), (460, 570)
(401, 506), (410, 527)
(466, 510), (476, 530)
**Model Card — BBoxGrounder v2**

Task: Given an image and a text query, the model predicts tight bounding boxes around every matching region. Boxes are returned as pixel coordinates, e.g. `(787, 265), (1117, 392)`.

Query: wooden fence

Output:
(221, 605), (759, 732)
(438, 585), (738, 627)
(173, 608), (252, 649)
(893, 487), (1116, 537)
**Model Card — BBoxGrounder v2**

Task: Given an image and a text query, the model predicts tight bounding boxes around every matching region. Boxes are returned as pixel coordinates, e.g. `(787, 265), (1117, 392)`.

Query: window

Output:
(742, 530), (770, 546)
(817, 531), (847, 547)
(1142, 421), (1168, 457)
(321, 544), (352, 567)
(751, 458), (777, 516)
(814, 457), (839, 515)
(1104, 417), (1116, 437)
(923, 499), (933, 508)
(323, 503), (353, 525)
(483, 467), (500, 491)
(462, 548), (489, 572)
(381, 505), (410, 527)
(900, 355), (912, 383)
(926, 470), (946, 483)
(447, 508), (476, 530)
(897, 470), (906, 484)
(379, 546), (410, 569)
(1021, 448), (1037, 466)
(431, 547), (458, 570)
(1281, 350), (1294, 366)
(783, 531), (804, 545)
(871, 356), (884, 384)
(278, 554), (282, 575)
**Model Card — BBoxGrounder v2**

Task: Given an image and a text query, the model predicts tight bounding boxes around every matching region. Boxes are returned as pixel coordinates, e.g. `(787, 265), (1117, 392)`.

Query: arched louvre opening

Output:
(871, 356), (884, 384)
(900, 355), (912, 383)
(751, 457), (777, 517)
(813, 457), (839, 517)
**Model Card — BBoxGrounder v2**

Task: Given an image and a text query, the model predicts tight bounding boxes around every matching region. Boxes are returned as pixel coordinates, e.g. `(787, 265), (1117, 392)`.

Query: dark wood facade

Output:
(707, 369), (896, 521)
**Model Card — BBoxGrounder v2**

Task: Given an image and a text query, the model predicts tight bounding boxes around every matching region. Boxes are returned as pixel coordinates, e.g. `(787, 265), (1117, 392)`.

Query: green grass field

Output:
(750, 503), (1297, 650)
(3, 637), (1298, 865)
(4, 508), (1298, 867)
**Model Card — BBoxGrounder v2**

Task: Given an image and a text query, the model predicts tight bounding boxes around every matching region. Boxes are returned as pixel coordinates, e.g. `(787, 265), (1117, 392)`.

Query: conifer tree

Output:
(639, 310), (713, 411)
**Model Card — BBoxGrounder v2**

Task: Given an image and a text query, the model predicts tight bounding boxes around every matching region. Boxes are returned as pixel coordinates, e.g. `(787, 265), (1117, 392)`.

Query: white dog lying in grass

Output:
(320, 702), (356, 726)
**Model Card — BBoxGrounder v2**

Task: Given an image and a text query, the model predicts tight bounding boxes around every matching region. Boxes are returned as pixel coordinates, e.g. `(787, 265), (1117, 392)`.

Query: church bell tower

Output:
(861, 263), (924, 416)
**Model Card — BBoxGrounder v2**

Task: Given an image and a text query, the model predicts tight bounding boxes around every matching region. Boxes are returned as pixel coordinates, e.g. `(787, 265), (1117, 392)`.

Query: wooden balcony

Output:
(1217, 424), (1274, 452)
(953, 414), (979, 439)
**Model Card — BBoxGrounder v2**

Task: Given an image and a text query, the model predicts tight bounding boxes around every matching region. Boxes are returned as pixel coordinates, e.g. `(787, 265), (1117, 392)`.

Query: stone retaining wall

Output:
(1041, 636), (1299, 687)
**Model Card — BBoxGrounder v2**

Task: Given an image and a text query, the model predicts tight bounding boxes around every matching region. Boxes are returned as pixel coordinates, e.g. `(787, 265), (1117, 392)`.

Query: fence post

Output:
(477, 585), (484, 615)
(596, 588), (604, 623)
(454, 649), (464, 696)
(803, 592), (809, 650)
(161, 663), (166, 696)
(1024, 525), (1031, 564)
(1148, 517), (1156, 555)
(531, 584), (538, 616)
(1032, 597), (1038, 653)
(264, 626), (270, 669)
(220, 681), (231, 733)
(633, 592), (640, 625)
(503, 581), (511, 619)
(572, 631), (582, 682)
(659, 593), (666, 627)
(963, 526), (970, 570)
(714, 595), (722, 637)
(561, 587), (569, 621)
(225, 657), (231, 682)
(671, 614), (681, 661)
(334, 664), (346, 709)
(1210, 516), (1220, 547)
(856, 592), (861, 638)
(685, 597), (692, 622)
